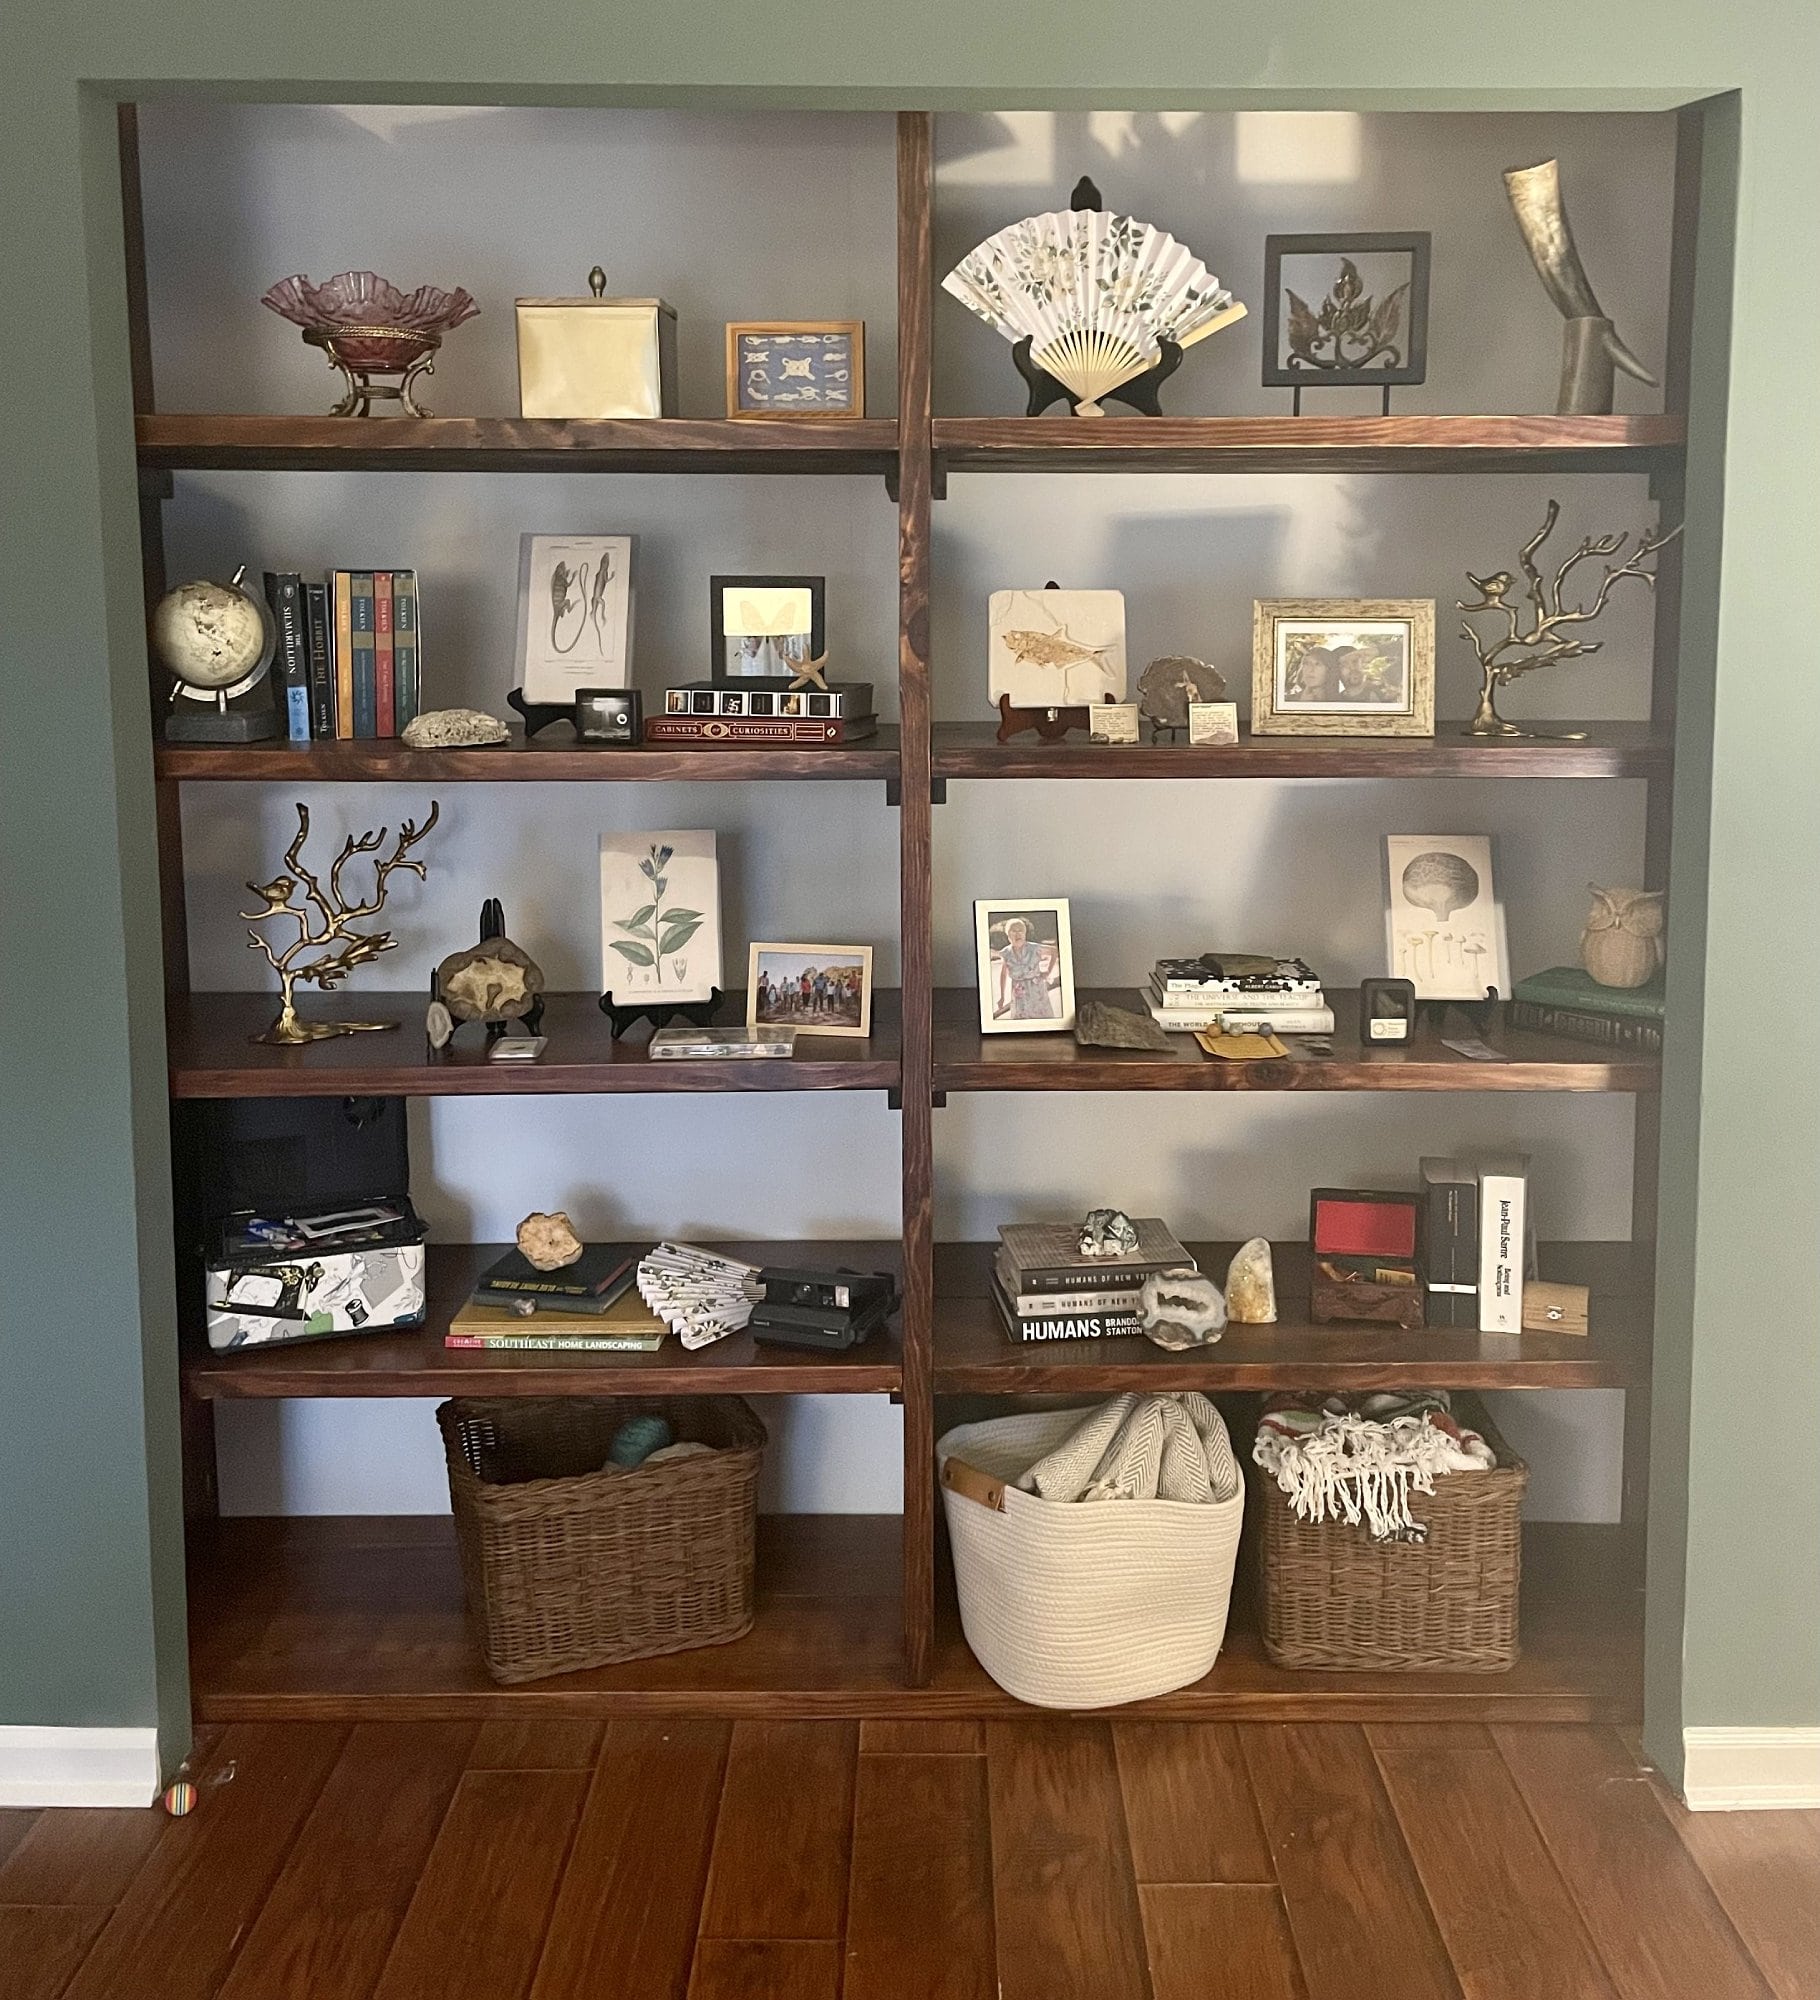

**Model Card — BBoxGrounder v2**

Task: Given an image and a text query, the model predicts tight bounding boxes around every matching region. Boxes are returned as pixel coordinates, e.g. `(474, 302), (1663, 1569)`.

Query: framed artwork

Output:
(975, 898), (1075, 1033)
(747, 943), (874, 1038)
(988, 590), (1127, 711)
(1261, 233), (1431, 391)
(1382, 834), (1511, 1000)
(599, 831), (721, 1005)
(710, 574), (826, 680)
(1251, 598), (1435, 737)
(726, 322), (865, 419)
(515, 534), (634, 706)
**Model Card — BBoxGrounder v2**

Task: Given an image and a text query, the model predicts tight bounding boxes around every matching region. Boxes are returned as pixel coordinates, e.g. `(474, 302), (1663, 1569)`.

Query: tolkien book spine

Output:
(393, 569), (419, 729)
(373, 570), (395, 738)
(350, 571), (377, 739)
(303, 580), (333, 738)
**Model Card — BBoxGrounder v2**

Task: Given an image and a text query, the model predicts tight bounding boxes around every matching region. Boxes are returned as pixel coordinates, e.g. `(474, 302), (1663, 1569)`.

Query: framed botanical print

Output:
(725, 322), (865, 419)
(975, 898), (1075, 1033)
(599, 831), (721, 1005)
(1382, 834), (1511, 1000)
(1251, 598), (1435, 737)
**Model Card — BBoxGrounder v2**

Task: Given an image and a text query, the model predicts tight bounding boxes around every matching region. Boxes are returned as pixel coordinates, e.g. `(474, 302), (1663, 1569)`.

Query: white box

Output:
(1474, 1154), (1529, 1334)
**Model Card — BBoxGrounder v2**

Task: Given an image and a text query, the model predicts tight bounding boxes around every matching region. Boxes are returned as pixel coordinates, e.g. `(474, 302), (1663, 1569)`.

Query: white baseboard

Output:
(0, 1726), (161, 1808)
(1682, 1727), (1820, 1811)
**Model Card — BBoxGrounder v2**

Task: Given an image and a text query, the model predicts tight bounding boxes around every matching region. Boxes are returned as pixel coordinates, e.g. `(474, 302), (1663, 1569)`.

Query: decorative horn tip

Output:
(1502, 158), (1559, 192)
(1602, 326), (1660, 385)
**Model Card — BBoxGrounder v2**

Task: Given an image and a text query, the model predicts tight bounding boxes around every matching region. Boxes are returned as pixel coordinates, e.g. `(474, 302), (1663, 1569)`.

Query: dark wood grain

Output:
(532, 1720), (728, 2000)
(844, 1751), (994, 2000)
(859, 1720), (983, 1755)
(215, 1722), (475, 2000)
(0, 1905), (111, 2000)
(0, 1811), (35, 1874)
(156, 728), (901, 784)
(932, 719), (1670, 781)
(138, 413), (900, 477)
(985, 1720), (1150, 2000)
(1113, 1722), (1274, 1883)
(1140, 1884), (1307, 2000)
(700, 1722), (858, 1939)
(186, 1516), (1637, 1722)
(1244, 1724), (1461, 2000)
(933, 988), (1658, 1094)
(168, 989), (901, 1098)
(934, 412), (1684, 474)
(1495, 1726), (1776, 2000)
(370, 1769), (586, 2000)
(183, 1240), (905, 1400)
(61, 1724), (347, 2000)
(1649, 1780), (1820, 2000)
(688, 1940), (841, 2000)
(470, 1719), (604, 1770)
(117, 107), (155, 415)
(933, 1241), (1647, 1392)
(1368, 1724), (1619, 2000)
(0, 1805), (165, 1905)
(895, 107), (937, 1692)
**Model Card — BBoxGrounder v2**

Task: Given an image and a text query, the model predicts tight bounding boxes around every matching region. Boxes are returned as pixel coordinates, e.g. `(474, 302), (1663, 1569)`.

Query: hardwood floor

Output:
(2, 1721), (1810, 2000)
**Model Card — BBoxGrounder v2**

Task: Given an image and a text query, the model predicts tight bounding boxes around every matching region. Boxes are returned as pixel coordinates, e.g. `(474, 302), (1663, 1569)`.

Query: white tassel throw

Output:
(1251, 1392), (1494, 1543)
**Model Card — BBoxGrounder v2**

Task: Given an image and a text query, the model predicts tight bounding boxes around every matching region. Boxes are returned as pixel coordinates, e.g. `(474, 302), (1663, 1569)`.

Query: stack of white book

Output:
(1146, 954), (1334, 1035)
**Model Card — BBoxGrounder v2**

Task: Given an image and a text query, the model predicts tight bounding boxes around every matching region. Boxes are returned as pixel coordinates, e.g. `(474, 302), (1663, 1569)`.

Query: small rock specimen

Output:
(1140, 1267), (1227, 1350)
(436, 936), (545, 1023)
(402, 706), (511, 749)
(1078, 1207), (1141, 1259)
(1225, 1237), (1278, 1323)
(1074, 998), (1173, 1052)
(516, 1209), (584, 1272)
(1137, 656), (1228, 733)
(425, 998), (455, 1051)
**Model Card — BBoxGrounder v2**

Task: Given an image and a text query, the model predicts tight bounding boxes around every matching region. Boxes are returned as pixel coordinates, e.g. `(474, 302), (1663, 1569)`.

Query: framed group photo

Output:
(1251, 597), (1435, 737)
(975, 898), (1075, 1033)
(747, 942), (874, 1038)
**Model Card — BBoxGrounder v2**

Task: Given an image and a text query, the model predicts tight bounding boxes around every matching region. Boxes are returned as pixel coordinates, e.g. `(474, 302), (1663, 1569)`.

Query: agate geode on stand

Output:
(261, 270), (480, 416)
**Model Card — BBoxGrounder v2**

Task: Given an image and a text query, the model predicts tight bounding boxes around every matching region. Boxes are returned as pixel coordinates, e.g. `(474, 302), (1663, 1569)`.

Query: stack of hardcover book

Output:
(1145, 955), (1333, 1035)
(992, 1219), (1195, 1343)
(262, 568), (421, 745)
(444, 1241), (668, 1352)
(1506, 967), (1664, 1054)
(1415, 1155), (1530, 1332)
(646, 679), (876, 746)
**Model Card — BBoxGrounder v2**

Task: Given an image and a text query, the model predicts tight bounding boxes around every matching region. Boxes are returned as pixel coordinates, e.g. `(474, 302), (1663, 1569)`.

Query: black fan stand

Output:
(598, 990), (725, 1039)
(1012, 176), (1184, 418)
(506, 688), (575, 739)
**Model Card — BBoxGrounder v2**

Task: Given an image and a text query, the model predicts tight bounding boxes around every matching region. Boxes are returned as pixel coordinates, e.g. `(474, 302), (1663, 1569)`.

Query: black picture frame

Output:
(1261, 232), (1431, 394)
(708, 573), (827, 682)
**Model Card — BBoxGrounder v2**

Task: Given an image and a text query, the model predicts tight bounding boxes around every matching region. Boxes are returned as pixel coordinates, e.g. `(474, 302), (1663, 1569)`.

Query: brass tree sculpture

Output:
(243, 800), (440, 1044)
(1457, 500), (1681, 740)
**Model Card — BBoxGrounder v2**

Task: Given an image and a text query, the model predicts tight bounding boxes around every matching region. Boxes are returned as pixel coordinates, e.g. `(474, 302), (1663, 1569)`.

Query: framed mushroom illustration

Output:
(1382, 834), (1510, 1000)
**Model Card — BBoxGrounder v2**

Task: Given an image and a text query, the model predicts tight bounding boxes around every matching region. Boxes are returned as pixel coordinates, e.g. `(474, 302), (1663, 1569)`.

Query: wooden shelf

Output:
(932, 721), (1668, 782)
(185, 1240), (904, 1398)
(137, 413), (901, 477)
(156, 727), (901, 784)
(932, 413), (1683, 475)
(932, 988), (1659, 1094)
(933, 1241), (1647, 1391)
(168, 990), (902, 1098)
(187, 1513), (1638, 1722)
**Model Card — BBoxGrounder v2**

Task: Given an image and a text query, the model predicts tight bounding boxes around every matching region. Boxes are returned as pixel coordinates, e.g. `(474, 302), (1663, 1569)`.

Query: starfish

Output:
(788, 652), (832, 693)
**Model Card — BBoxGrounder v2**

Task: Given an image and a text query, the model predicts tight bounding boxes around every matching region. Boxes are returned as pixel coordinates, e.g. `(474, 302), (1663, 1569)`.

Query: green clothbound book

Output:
(1510, 966), (1665, 1020)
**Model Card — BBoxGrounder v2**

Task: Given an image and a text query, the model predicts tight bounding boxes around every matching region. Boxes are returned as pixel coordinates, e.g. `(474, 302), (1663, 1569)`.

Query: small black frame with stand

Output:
(1261, 231), (1431, 417)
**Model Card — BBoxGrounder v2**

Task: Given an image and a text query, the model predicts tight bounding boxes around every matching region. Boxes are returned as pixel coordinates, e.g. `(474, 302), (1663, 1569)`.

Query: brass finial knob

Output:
(588, 265), (607, 298)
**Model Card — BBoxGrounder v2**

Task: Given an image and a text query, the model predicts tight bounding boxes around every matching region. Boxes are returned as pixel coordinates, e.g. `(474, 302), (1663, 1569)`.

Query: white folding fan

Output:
(944, 208), (1246, 414)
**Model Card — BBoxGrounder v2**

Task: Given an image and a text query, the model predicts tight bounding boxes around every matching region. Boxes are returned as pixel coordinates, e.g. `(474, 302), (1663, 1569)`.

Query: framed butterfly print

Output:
(709, 574), (826, 680)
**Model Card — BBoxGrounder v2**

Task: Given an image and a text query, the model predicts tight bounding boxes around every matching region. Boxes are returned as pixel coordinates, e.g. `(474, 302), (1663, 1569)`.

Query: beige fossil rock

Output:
(515, 1210), (584, 1271)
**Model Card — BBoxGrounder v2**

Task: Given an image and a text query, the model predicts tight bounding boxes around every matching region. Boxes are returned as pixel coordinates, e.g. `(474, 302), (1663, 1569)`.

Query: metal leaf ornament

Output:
(1286, 259), (1410, 373)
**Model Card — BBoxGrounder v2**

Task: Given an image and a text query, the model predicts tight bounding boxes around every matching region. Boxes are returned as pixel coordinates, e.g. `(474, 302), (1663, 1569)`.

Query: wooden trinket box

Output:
(1308, 1188), (1426, 1329)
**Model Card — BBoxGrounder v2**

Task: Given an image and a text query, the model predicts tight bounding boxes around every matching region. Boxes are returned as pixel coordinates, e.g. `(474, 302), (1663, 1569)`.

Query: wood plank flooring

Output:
(4, 1721), (1811, 1999)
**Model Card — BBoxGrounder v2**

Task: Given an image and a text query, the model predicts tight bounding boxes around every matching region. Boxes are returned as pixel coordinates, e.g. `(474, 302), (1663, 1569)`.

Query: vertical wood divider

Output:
(895, 110), (936, 1683)
(1624, 97), (1702, 1527)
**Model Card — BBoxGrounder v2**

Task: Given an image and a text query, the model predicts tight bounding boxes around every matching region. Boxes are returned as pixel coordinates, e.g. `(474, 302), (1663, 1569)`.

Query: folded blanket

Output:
(1252, 1390), (1494, 1542)
(1018, 1392), (1240, 1505)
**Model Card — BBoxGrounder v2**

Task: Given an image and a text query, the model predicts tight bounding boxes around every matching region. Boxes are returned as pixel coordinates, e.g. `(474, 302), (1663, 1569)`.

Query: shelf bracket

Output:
(885, 775), (946, 808)
(886, 457), (947, 503)
(138, 465), (174, 502)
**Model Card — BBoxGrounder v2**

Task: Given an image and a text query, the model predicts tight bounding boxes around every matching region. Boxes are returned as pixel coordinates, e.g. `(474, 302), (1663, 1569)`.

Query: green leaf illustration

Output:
(659, 916), (703, 958)
(659, 907), (701, 925)
(610, 940), (656, 967)
(615, 904), (656, 931)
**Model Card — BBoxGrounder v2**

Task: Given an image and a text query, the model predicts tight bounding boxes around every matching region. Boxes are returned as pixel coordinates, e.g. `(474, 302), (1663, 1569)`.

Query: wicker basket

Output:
(1254, 1397), (1527, 1674)
(438, 1396), (765, 1684)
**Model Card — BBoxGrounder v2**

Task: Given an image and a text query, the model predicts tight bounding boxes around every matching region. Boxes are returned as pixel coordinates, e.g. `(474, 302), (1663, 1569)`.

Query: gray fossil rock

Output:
(1074, 999), (1173, 1052)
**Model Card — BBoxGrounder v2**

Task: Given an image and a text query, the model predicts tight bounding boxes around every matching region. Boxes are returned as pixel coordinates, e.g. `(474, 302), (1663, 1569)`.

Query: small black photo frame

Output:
(573, 687), (642, 744)
(709, 573), (827, 681)
(1262, 232), (1431, 412)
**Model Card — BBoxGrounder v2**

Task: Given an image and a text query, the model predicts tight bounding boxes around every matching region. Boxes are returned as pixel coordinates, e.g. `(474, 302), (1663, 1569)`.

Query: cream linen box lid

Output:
(516, 266), (678, 419)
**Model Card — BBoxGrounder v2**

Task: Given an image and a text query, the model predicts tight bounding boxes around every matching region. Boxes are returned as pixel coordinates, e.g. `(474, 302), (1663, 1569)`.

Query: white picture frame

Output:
(600, 831), (721, 1004)
(516, 533), (635, 706)
(988, 589), (1127, 711)
(1382, 834), (1511, 1000)
(746, 943), (874, 1038)
(975, 898), (1076, 1033)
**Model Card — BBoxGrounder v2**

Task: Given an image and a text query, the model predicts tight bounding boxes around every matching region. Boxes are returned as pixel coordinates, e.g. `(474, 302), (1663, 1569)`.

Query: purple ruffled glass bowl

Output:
(261, 271), (480, 362)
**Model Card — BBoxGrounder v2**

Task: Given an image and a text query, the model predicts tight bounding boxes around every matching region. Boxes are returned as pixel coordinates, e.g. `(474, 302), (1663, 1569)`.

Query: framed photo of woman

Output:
(975, 898), (1075, 1034)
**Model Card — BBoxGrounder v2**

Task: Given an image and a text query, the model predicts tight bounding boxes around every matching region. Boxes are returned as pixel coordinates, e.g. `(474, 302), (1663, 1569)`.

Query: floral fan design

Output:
(943, 209), (1245, 414)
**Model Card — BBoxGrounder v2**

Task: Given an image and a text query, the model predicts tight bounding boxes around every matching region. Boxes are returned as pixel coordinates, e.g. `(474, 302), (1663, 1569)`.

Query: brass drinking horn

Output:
(1503, 159), (1658, 415)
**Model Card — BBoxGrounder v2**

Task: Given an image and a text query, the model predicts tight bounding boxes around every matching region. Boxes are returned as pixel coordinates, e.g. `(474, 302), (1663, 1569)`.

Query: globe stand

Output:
(163, 689), (283, 744)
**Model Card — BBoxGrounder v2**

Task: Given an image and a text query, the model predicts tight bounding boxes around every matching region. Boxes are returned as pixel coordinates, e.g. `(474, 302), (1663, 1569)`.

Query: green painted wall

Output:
(2, 4), (1814, 1778)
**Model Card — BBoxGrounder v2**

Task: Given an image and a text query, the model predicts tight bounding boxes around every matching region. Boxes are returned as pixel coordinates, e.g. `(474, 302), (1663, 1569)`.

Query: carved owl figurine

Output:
(1581, 884), (1665, 989)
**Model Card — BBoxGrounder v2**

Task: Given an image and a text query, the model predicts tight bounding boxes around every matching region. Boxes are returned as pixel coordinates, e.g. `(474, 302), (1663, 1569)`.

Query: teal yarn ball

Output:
(608, 1414), (674, 1469)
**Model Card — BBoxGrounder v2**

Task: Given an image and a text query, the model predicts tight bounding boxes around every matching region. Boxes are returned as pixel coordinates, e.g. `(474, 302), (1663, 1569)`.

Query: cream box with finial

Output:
(516, 267), (678, 419)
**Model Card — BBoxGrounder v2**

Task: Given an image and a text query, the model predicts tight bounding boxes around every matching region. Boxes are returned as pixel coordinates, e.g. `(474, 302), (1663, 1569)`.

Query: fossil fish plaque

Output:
(988, 589), (1128, 712)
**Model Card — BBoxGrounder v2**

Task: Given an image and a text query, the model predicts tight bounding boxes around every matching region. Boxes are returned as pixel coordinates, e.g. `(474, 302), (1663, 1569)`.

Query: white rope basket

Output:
(938, 1406), (1245, 1709)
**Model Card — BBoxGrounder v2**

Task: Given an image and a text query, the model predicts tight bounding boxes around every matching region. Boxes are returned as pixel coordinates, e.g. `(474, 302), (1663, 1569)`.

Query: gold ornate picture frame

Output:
(1251, 597), (1435, 737)
(725, 321), (865, 420)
